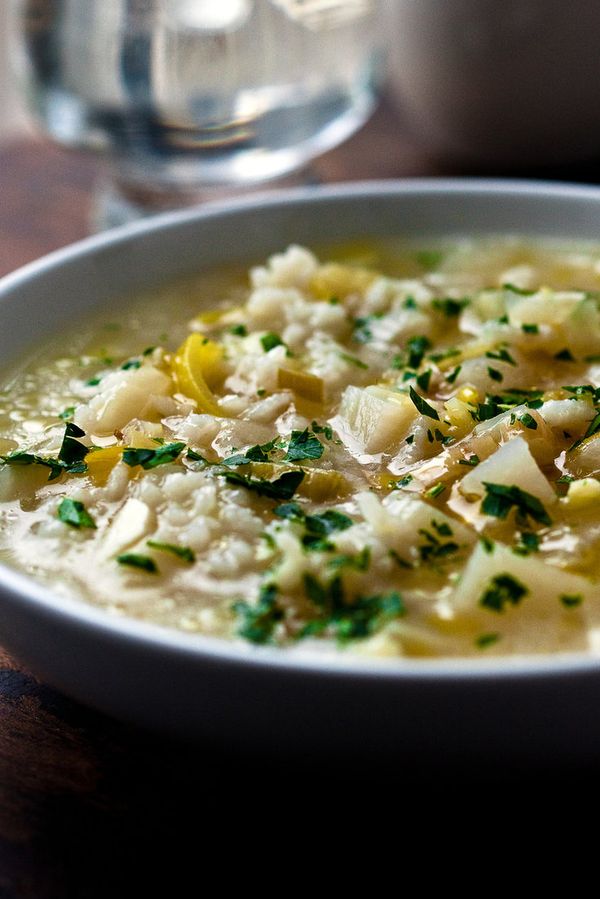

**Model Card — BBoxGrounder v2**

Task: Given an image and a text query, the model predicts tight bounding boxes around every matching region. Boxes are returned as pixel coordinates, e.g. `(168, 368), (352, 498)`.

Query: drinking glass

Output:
(13, 0), (386, 228)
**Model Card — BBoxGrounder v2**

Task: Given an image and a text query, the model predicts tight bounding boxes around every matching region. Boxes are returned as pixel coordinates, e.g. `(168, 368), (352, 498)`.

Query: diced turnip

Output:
(459, 435), (556, 507)
(103, 497), (154, 558)
(449, 541), (597, 653)
(75, 366), (172, 437)
(335, 385), (418, 454)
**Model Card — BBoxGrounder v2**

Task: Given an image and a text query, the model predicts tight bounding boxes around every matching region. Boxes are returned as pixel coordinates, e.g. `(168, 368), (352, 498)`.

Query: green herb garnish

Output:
(260, 332), (284, 353)
(416, 369), (432, 392)
(479, 573), (528, 612)
(475, 633), (501, 649)
(560, 593), (583, 608)
(284, 429), (324, 462)
(233, 584), (283, 644)
(338, 351), (368, 370)
(432, 297), (470, 316)
(554, 348), (575, 362)
(57, 498), (96, 529)
(481, 482), (552, 526)
(117, 553), (158, 573)
(486, 347), (517, 366)
(123, 442), (186, 470)
(409, 386), (440, 420)
(146, 540), (195, 563)
(221, 469), (304, 501)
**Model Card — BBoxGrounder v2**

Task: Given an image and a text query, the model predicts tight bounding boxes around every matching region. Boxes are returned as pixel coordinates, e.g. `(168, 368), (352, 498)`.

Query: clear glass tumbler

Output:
(14, 0), (386, 227)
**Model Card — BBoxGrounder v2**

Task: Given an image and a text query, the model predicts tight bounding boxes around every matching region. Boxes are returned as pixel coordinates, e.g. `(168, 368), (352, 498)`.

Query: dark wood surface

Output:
(1, 95), (599, 895)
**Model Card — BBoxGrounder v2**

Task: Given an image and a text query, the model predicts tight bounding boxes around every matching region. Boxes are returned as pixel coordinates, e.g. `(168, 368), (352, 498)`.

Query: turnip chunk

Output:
(450, 541), (597, 653)
(102, 497), (154, 559)
(566, 433), (600, 479)
(538, 398), (595, 436)
(458, 436), (556, 507)
(75, 366), (172, 437)
(357, 490), (474, 559)
(333, 385), (418, 454)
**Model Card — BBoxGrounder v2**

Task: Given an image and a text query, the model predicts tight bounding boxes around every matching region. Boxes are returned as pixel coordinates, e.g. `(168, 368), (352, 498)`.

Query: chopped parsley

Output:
(560, 593), (583, 608)
(260, 332), (285, 352)
(519, 412), (538, 430)
(311, 421), (334, 440)
(353, 314), (383, 344)
(416, 369), (432, 392)
(514, 531), (540, 555)
(59, 422), (88, 467)
(418, 527), (459, 563)
(446, 365), (462, 385)
(554, 348), (575, 362)
(229, 324), (248, 337)
(1, 422), (89, 481)
(233, 584), (284, 644)
(485, 347), (517, 366)
(407, 335), (432, 369)
(481, 482), (552, 527)
(284, 429), (324, 462)
(459, 454), (480, 467)
(409, 386), (440, 420)
(327, 547), (371, 572)
(338, 351), (368, 370)
(487, 366), (503, 383)
(479, 573), (528, 612)
(223, 440), (277, 466)
(121, 359), (142, 370)
(221, 469), (304, 501)
(146, 540), (195, 563)
(502, 283), (535, 296)
(58, 406), (76, 421)
(117, 553), (158, 574)
(475, 633), (501, 649)
(299, 573), (405, 643)
(521, 323), (539, 334)
(432, 297), (470, 317)
(57, 498), (96, 529)
(123, 442), (186, 470)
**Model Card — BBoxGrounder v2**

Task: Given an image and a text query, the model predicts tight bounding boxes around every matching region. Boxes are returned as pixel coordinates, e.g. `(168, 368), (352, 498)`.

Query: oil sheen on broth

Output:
(2, 236), (600, 659)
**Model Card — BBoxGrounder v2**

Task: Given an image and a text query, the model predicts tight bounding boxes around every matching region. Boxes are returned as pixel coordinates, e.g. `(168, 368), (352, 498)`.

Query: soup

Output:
(2, 236), (600, 658)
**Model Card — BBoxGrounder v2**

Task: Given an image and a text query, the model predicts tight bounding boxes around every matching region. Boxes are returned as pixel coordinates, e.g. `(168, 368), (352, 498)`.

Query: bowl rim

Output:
(3, 175), (600, 685)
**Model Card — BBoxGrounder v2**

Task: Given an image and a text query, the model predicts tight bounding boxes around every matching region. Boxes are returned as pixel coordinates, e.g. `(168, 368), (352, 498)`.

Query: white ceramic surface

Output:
(3, 179), (600, 760)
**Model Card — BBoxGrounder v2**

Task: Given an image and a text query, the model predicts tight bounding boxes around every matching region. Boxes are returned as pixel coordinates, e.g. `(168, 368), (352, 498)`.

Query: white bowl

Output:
(2, 179), (600, 761)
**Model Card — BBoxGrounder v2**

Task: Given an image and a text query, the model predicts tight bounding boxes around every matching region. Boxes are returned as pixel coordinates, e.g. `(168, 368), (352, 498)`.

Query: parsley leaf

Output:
(407, 335), (431, 369)
(260, 332), (284, 352)
(117, 553), (158, 573)
(409, 386), (440, 420)
(58, 422), (88, 467)
(479, 573), (528, 612)
(57, 498), (96, 529)
(221, 469), (304, 501)
(146, 540), (195, 563)
(233, 584), (283, 644)
(432, 297), (470, 316)
(481, 482), (552, 526)
(223, 440), (277, 466)
(283, 429), (324, 462)
(338, 351), (368, 370)
(123, 442), (186, 470)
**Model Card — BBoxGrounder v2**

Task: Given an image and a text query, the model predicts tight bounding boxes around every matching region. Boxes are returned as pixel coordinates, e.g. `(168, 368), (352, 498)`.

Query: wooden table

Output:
(0, 96), (598, 894)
